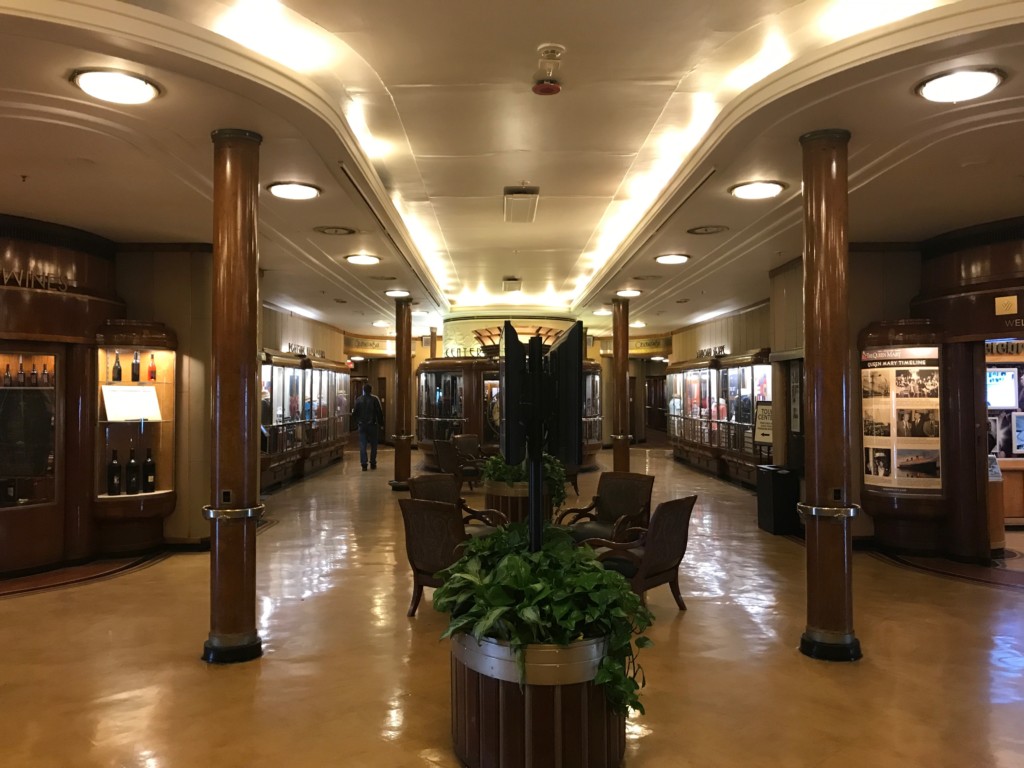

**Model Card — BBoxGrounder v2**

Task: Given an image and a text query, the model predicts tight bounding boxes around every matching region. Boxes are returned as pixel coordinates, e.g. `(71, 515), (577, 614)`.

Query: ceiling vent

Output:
(503, 185), (540, 223)
(502, 276), (523, 292)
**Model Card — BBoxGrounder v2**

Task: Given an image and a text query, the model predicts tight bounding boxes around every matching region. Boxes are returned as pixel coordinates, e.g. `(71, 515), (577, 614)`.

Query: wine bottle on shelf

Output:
(29, 363), (37, 386)
(16, 356), (25, 386)
(131, 351), (140, 382)
(147, 353), (157, 382)
(3, 364), (10, 386)
(143, 449), (157, 493)
(112, 351), (122, 382)
(41, 364), (50, 386)
(106, 450), (122, 496)
(125, 446), (141, 495)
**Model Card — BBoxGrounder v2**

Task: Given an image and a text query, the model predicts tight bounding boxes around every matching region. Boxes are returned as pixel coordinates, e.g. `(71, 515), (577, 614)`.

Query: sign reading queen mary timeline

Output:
(861, 346), (942, 493)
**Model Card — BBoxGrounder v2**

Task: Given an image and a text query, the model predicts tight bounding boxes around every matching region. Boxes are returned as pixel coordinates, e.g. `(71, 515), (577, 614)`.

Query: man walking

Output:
(352, 383), (385, 471)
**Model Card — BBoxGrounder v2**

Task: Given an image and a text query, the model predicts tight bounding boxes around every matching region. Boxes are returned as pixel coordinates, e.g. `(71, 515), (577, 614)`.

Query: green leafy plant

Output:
(434, 523), (654, 714)
(480, 453), (568, 509)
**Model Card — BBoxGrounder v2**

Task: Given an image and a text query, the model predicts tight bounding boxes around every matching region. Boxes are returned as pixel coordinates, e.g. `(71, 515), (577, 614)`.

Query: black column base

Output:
(388, 480), (410, 491)
(800, 634), (862, 662)
(202, 638), (263, 664)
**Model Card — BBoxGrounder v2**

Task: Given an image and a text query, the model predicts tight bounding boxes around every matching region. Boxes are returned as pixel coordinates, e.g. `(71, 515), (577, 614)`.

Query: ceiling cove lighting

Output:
(729, 180), (785, 200)
(656, 254), (690, 265)
(385, 289), (410, 298)
(267, 182), (320, 200)
(345, 253), (379, 266)
(593, 308), (613, 316)
(72, 70), (160, 104)
(616, 289), (641, 298)
(917, 69), (1004, 103)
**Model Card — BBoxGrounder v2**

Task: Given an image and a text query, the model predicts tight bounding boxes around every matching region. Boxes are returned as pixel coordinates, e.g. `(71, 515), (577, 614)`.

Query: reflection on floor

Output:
(0, 448), (1022, 767)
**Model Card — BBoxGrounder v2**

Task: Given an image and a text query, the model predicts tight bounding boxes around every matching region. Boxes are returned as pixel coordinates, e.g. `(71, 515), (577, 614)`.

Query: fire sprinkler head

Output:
(532, 79), (561, 96)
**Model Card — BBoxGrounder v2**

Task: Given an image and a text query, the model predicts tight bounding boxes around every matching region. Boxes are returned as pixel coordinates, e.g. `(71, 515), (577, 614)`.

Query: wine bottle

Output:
(29, 363), (37, 386)
(143, 449), (156, 492)
(106, 450), (122, 496)
(125, 447), (141, 494)
(16, 356), (24, 386)
(41, 364), (50, 386)
(131, 351), (140, 382)
(112, 351), (122, 382)
(147, 353), (157, 382)
(3, 364), (10, 386)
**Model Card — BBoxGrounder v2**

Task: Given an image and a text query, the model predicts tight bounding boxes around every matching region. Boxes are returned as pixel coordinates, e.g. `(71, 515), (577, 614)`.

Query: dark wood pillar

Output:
(64, 343), (96, 560)
(429, 327), (437, 359)
(390, 297), (413, 490)
(612, 298), (630, 471)
(798, 129), (861, 662)
(203, 129), (263, 664)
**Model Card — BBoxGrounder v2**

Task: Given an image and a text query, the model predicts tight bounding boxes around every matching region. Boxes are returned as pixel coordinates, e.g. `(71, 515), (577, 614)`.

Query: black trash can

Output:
(756, 465), (800, 535)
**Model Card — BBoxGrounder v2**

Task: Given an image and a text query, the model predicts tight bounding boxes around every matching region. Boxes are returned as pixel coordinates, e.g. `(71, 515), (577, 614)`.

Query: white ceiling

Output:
(1, 0), (1023, 342)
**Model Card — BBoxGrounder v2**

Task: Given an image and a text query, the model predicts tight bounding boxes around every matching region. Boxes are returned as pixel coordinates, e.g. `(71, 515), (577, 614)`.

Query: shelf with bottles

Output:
(0, 349), (58, 508)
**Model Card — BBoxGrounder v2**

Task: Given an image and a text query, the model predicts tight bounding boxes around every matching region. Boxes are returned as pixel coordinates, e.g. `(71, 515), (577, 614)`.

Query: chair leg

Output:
(407, 583), (424, 617)
(669, 577), (687, 611)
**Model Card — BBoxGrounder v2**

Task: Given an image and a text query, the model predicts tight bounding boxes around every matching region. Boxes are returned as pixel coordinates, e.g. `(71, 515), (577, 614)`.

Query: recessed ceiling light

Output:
(267, 182), (320, 200)
(651, 356), (665, 362)
(729, 181), (785, 200)
(411, 309), (430, 316)
(616, 289), (641, 298)
(593, 308), (613, 316)
(630, 320), (646, 328)
(315, 225), (357, 236)
(385, 289), (410, 298)
(656, 254), (690, 265)
(345, 253), (380, 266)
(350, 356), (365, 362)
(917, 68), (1004, 103)
(371, 275), (398, 281)
(372, 320), (389, 328)
(72, 69), (160, 104)
(333, 298), (347, 304)
(677, 298), (690, 304)
(687, 224), (729, 235)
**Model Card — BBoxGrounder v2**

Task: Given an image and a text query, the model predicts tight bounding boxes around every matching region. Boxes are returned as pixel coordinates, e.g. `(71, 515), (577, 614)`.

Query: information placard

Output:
(753, 401), (773, 445)
(101, 385), (162, 422)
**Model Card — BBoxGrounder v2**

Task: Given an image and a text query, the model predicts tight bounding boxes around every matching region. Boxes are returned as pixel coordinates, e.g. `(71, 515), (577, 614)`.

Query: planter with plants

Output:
(480, 453), (567, 523)
(435, 522), (653, 767)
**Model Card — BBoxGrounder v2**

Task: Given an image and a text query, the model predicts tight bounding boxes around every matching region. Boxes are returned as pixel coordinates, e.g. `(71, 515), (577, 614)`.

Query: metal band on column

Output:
(799, 128), (861, 662)
(390, 297), (414, 490)
(612, 298), (630, 471)
(204, 128), (263, 664)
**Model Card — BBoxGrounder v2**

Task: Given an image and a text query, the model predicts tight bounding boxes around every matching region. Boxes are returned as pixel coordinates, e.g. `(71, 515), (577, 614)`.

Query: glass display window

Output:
(0, 350), (57, 507)
(416, 369), (466, 442)
(583, 370), (602, 446)
(483, 374), (500, 445)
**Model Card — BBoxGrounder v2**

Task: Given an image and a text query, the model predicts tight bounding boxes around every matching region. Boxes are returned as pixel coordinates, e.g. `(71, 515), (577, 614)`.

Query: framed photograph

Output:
(1014, 412), (1024, 455)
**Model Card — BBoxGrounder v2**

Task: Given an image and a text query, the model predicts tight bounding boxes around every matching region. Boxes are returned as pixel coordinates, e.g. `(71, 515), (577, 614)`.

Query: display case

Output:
(0, 349), (58, 509)
(582, 367), (601, 467)
(666, 349), (772, 486)
(260, 352), (349, 490)
(94, 321), (177, 553)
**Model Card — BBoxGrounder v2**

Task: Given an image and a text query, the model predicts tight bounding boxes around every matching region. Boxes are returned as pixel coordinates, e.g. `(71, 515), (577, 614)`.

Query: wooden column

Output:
(798, 129), (861, 661)
(203, 129), (263, 664)
(64, 344), (96, 560)
(612, 298), (630, 471)
(390, 297), (413, 490)
(429, 327), (438, 359)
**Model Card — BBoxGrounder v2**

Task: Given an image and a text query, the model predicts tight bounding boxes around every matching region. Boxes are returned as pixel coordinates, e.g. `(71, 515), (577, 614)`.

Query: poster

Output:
(860, 346), (941, 492)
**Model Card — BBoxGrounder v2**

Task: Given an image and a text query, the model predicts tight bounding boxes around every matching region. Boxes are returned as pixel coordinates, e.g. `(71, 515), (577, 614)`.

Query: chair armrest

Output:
(462, 505), (509, 527)
(579, 537), (644, 566)
(553, 498), (598, 525)
(611, 511), (647, 542)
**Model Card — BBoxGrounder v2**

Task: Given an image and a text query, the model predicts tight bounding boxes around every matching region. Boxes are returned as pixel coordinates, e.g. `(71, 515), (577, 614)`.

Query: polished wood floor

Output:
(1, 448), (1022, 767)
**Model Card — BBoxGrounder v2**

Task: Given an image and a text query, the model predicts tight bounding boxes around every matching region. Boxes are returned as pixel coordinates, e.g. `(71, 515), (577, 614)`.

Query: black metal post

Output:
(527, 335), (545, 552)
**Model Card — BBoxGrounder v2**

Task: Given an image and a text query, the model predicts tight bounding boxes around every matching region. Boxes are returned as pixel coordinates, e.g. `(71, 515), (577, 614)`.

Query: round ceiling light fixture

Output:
(372, 320), (389, 328)
(314, 225), (357, 236)
(655, 254), (690, 265)
(630, 320), (646, 328)
(72, 69), (160, 104)
(917, 68), (1004, 103)
(593, 308), (612, 316)
(687, 224), (729, 235)
(385, 289), (410, 298)
(729, 180), (785, 200)
(267, 182), (321, 200)
(616, 289), (642, 298)
(345, 253), (379, 266)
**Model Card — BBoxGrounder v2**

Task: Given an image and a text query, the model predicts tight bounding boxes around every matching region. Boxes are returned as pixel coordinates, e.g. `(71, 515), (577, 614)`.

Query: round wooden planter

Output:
(451, 634), (625, 768)
(482, 480), (552, 524)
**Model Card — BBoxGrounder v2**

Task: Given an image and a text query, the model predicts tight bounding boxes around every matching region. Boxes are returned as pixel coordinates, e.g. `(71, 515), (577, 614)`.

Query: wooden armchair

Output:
(398, 498), (470, 617)
(408, 473), (509, 529)
(582, 495), (698, 610)
(452, 433), (482, 460)
(555, 471), (655, 542)
(434, 438), (485, 492)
